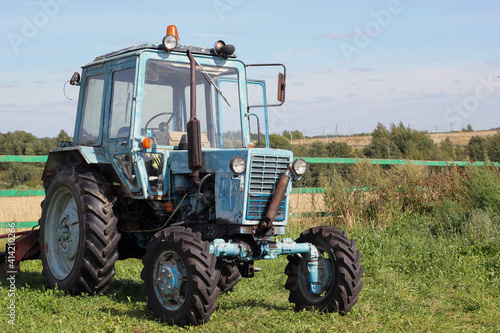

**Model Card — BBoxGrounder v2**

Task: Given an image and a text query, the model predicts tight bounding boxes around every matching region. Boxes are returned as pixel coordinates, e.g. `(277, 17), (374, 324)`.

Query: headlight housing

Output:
(162, 34), (178, 51)
(230, 157), (246, 175)
(291, 158), (307, 178)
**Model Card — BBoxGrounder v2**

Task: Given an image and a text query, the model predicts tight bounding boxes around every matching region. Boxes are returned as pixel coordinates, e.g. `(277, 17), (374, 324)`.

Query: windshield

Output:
(142, 59), (242, 148)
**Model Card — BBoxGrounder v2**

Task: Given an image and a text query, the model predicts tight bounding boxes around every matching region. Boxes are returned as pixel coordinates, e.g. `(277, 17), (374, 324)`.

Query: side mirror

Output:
(70, 72), (80, 86)
(277, 72), (286, 103)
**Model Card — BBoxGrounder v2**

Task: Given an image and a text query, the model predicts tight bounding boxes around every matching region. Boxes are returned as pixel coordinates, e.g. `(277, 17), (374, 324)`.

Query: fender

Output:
(41, 146), (110, 181)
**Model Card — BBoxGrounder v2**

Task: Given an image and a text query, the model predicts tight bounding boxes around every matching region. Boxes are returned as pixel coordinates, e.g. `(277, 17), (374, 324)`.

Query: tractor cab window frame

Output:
(246, 80), (270, 148)
(76, 73), (106, 145)
(140, 57), (242, 149)
(108, 67), (135, 140)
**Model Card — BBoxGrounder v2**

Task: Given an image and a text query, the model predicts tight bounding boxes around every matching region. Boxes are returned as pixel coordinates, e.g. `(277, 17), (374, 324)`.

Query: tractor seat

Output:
(116, 127), (130, 138)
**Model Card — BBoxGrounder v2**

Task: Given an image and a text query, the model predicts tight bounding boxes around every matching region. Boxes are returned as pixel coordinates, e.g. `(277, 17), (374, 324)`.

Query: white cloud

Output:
(350, 67), (374, 72)
(315, 67), (332, 74)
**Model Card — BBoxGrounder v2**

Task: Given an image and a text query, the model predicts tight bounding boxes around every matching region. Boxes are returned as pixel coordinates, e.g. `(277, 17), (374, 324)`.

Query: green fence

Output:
(1, 155), (499, 228)
(0, 155), (48, 163)
(299, 157), (499, 167)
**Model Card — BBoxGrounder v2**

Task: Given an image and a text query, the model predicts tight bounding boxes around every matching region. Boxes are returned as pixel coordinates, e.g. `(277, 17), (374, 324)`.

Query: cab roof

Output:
(93, 43), (237, 62)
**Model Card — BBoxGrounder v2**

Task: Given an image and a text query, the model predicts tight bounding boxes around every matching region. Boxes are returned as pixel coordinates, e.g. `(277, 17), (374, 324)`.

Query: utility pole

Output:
(435, 126), (438, 144)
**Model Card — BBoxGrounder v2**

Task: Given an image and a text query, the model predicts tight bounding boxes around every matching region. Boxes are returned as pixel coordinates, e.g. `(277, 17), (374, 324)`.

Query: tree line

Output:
(0, 130), (71, 188)
(0, 130), (71, 156)
(1, 123), (499, 188)
(271, 122), (500, 186)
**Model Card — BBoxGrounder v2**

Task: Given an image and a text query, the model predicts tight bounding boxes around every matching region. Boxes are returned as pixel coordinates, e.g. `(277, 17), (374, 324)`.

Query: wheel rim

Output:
(45, 187), (80, 280)
(154, 250), (188, 311)
(298, 248), (335, 302)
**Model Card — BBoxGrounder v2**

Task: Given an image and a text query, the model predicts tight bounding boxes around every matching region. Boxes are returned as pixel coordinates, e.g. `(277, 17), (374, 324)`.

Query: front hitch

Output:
(209, 237), (323, 294)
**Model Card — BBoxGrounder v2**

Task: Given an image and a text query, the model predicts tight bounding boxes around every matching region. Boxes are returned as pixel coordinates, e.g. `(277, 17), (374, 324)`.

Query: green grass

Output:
(1, 216), (499, 332)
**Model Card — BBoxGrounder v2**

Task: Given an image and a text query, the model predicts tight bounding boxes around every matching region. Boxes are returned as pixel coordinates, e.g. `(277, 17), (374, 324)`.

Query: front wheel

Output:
(141, 227), (220, 326)
(284, 226), (363, 314)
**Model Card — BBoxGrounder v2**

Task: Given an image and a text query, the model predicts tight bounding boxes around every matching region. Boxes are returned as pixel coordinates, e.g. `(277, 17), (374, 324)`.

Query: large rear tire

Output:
(284, 226), (363, 314)
(217, 264), (241, 293)
(141, 227), (220, 326)
(39, 167), (120, 294)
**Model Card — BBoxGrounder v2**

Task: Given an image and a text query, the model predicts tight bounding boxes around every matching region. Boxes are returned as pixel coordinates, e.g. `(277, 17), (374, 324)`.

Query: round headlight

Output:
(230, 157), (246, 175)
(292, 159), (307, 176)
(162, 34), (178, 51)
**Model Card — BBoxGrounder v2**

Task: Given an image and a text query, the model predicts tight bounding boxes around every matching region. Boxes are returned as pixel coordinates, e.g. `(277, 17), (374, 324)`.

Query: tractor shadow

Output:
(107, 277), (145, 302)
(102, 281), (292, 320)
(1, 265), (292, 320)
(217, 295), (291, 312)
(0, 266), (47, 292)
(0, 267), (147, 302)
(98, 278), (156, 321)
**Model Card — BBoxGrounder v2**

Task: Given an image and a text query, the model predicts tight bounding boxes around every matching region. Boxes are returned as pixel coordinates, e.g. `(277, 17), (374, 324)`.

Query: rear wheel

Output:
(141, 227), (220, 326)
(217, 264), (241, 293)
(284, 226), (363, 314)
(39, 167), (120, 294)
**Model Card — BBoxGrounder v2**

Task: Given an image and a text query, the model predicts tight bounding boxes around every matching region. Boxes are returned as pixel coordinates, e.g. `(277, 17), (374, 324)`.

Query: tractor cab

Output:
(66, 26), (293, 209)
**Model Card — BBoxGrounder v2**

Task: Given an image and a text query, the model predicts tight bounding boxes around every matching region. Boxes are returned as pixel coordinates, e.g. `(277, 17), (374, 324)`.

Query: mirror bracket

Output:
(246, 63), (286, 109)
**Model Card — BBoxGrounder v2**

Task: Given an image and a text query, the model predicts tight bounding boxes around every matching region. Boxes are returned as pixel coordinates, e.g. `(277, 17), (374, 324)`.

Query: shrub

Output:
(463, 162), (500, 216)
(430, 199), (467, 236)
(462, 209), (500, 247)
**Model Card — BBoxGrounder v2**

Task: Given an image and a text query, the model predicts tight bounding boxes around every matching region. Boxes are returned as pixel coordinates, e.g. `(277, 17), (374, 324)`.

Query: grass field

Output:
(1, 163), (499, 332)
(1, 214), (499, 332)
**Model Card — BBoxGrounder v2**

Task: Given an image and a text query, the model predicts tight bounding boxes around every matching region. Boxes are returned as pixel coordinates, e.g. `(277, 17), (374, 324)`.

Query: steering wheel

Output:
(144, 112), (182, 132)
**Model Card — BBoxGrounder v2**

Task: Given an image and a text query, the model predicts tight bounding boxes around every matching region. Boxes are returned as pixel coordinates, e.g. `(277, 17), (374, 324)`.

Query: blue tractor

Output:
(38, 26), (363, 326)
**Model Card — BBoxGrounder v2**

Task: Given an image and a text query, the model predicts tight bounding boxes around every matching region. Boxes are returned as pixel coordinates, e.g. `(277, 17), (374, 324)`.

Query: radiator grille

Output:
(246, 155), (290, 221)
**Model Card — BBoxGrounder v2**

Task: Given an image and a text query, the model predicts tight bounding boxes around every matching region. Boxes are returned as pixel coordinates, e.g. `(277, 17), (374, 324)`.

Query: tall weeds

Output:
(320, 161), (500, 237)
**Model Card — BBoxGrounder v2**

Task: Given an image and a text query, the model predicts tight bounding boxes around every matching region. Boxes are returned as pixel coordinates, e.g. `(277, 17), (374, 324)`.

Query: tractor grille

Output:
(246, 155), (290, 221)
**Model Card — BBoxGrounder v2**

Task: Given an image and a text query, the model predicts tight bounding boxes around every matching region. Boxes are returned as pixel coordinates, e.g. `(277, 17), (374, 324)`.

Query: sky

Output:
(0, 0), (499, 138)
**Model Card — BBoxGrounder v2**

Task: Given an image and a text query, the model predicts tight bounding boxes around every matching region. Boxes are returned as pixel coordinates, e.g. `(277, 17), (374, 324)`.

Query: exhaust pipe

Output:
(187, 50), (202, 185)
(257, 163), (291, 232)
